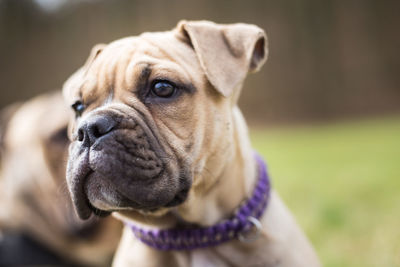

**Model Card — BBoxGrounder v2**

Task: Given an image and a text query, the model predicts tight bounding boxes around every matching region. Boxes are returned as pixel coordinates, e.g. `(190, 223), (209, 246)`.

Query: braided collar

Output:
(124, 153), (271, 250)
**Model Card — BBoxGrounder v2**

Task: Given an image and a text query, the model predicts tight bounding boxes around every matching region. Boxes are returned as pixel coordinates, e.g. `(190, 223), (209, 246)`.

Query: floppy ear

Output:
(176, 20), (268, 97)
(83, 43), (106, 68)
(63, 43), (106, 103)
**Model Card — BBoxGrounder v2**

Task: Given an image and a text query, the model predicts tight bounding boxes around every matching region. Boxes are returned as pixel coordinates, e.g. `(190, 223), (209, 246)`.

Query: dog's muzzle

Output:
(66, 110), (191, 220)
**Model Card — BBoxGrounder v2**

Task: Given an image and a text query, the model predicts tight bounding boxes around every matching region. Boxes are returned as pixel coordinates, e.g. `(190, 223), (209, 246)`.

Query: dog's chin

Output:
(83, 171), (189, 218)
(84, 172), (136, 215)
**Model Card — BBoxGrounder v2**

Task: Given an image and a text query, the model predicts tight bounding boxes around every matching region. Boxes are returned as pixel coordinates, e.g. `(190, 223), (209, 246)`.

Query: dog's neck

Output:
(177, 106), (257, 226)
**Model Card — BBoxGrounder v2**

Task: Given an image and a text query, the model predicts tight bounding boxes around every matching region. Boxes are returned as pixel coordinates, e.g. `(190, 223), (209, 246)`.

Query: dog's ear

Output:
(176, 20), (268, 97)
(83, 43), (106, 68)
(63, 43), (106, 103)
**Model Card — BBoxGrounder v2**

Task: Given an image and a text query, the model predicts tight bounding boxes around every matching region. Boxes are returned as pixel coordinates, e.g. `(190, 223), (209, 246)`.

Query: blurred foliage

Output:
(0, 0), (399, 124)
(251, 116), (400, 266)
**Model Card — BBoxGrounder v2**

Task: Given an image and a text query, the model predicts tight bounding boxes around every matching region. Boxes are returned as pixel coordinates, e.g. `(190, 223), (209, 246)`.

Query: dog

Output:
(0, 91), (122, 266)
(63, 20), (320, 266)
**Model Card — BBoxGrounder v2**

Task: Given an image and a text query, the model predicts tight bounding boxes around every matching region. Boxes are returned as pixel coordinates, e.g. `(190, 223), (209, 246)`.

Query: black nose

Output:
(77, 115), (116, 146)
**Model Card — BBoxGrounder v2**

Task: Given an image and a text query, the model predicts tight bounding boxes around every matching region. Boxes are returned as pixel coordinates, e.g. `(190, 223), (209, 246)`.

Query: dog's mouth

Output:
(67, 147), (191, 220)
(85, 180), (189, 218)
(66, 112), (192, 220)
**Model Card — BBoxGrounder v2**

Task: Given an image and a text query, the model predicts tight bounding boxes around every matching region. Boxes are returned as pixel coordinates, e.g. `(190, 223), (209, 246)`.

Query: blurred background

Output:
(1, 0), (399, 266)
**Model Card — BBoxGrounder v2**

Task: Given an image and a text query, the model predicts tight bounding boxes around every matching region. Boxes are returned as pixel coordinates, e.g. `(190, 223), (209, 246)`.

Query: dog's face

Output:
(64, 21), (267, 220)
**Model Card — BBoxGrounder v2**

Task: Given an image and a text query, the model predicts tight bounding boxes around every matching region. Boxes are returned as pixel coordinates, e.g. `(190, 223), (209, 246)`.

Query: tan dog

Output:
(0, 91), (122, 266)
(63, 20), (320, 266)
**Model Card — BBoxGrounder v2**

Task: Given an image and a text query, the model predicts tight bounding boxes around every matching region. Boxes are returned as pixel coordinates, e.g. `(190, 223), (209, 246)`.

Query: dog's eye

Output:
(71, 101), (85, 117)
(151, 81), (176, 98)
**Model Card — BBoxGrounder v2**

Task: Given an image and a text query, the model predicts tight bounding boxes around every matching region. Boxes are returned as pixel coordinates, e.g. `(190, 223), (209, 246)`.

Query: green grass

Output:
(250, 116), (400, 267)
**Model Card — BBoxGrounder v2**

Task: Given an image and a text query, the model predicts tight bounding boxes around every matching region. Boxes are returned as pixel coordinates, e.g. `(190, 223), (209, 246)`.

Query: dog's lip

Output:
(83, 169), (177, 216)
(68, 148), (138, 219)
(82, 170), (135, 216)
(67, 150), (95, 220)
(83, 171), (113, 217)
(70, 158), (164, 219)
(73, 167), (189, 219)
(87, 201), (112, 218)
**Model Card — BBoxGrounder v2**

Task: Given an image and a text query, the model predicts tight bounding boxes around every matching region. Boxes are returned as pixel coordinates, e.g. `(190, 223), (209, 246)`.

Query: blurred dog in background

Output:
(0, 91), (122, 266)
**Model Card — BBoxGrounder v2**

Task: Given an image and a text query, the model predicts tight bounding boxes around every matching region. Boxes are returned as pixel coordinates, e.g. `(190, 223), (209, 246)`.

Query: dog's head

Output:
(63, 20), (267, 220)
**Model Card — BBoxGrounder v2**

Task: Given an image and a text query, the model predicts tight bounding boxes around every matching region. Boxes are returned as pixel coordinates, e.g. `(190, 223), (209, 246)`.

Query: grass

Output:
(250, 116), (400, 267)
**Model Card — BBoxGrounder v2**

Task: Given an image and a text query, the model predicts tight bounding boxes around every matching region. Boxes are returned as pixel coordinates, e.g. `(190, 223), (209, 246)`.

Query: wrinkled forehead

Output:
(64, 31), (201, 104)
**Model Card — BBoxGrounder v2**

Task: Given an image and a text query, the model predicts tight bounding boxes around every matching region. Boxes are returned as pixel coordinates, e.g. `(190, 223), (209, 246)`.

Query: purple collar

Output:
(124, 153), (271, 250)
